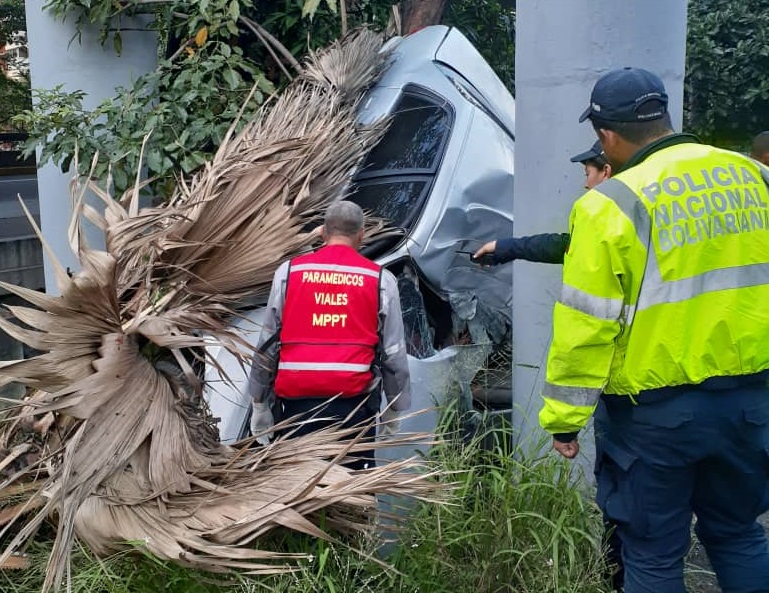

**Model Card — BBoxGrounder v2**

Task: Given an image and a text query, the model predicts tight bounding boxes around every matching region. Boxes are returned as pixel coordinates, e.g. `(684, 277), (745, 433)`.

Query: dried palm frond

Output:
(0, 28), (446, 593)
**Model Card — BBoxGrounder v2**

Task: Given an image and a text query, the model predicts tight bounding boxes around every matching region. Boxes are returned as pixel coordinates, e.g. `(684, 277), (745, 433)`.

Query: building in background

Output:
(1, 30), (28, 81)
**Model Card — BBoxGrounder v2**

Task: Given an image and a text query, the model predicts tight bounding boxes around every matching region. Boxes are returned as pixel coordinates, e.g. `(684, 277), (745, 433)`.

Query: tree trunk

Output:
(400, 0), (447, 34)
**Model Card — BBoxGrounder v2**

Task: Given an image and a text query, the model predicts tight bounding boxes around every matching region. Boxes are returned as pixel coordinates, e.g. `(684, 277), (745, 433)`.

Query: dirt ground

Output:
(685, 512), (769, 592)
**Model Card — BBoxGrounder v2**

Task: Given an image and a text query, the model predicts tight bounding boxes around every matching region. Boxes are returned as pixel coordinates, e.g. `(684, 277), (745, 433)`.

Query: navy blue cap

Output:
(569, 140), (604, 163)
(579, 67), (668, 123)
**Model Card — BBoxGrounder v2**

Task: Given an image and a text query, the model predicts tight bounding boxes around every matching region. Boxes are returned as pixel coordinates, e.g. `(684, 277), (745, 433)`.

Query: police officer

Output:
(540, 67), (769, 593)
(473, 140), (612, 265)
(473, 142), (623, 590)
(247, 201), (411, 469)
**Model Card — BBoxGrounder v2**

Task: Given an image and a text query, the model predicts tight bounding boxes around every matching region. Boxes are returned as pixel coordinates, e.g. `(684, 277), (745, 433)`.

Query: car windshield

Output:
(348, 87), (452, 235)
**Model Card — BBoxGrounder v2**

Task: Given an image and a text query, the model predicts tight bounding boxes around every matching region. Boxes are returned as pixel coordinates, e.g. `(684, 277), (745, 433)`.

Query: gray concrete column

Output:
(24, 8), (157, 294)
(512, 1), (688, 457)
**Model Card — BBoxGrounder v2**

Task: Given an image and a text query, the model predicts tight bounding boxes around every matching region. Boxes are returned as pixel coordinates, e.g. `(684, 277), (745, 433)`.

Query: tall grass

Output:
(381, 421), (608, 593)
(2, 418), (611, 593)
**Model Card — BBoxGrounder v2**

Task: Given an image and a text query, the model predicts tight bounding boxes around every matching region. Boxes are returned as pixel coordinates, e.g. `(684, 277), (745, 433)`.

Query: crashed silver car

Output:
(204, 25), (515, 454)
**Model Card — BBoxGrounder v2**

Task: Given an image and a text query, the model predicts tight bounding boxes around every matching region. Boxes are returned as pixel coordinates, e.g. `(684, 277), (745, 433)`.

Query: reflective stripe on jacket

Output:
(540, 141), (769, 434)
(274, 244), (380, 398)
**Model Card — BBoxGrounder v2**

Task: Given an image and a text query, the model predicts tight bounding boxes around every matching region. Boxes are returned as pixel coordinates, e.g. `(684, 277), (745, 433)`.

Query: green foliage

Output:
(17, 0), (399, 197)
(15, 0), (274, 196)
(0, 75), (30, 131)
(42, 0), (156, 46)
(264, 0), (345, 55)
(685, 0), (769, 147)
(266, 0), (391, 56)
(444, 0), (516, 91)
(3, 423), (611, 593)
(0, 0), (28, 131)
(301, 0), (338, 18)
(0, 0), (25, 43)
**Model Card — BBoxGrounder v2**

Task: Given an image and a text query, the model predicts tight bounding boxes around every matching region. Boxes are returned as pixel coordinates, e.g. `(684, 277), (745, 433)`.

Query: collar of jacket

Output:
(618, 132), (701, 173)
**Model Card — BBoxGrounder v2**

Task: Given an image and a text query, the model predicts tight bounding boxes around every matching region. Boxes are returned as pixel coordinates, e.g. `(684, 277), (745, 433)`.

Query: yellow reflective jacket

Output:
(540, 139), (769, 435)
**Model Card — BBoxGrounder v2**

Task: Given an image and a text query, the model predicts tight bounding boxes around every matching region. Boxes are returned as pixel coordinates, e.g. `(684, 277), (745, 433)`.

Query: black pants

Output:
(279, 394), (376, 470)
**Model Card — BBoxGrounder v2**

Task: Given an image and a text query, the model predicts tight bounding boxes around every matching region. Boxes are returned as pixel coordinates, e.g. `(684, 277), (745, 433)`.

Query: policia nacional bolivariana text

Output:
(642, 164), (768, 251)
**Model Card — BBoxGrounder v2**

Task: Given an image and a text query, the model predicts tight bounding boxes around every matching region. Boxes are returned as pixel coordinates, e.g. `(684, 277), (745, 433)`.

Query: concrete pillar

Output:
(512, 1), (688, 459)
(25, 8), (157, 294)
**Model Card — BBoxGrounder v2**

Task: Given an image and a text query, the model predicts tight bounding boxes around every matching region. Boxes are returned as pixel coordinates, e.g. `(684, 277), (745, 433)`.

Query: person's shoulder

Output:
(572, 183), (612, 209)
(274, 259), (291, 279)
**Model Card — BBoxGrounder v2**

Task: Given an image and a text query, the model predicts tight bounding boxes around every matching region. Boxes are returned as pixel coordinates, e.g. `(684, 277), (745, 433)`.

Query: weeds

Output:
(381, 423), (608, 593)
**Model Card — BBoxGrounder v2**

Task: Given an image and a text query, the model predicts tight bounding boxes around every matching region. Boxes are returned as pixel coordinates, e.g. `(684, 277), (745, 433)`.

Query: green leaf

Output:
(112, 166), (128, 190)
(222, 68), (241, 90)
(255, 74), (275, 94)
(145, 150), (163, 173)
(302, 0), (322, 18)
(180, 155), (198, 173)
(112, 31), (122, 54)
(228, 0), (240, 22)
(199, 0), (210, 19)
(325, 0), (337, 14)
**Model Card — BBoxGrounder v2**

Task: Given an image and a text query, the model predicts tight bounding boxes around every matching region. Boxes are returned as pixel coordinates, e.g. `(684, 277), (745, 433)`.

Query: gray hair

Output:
(323, 200), (364, 237)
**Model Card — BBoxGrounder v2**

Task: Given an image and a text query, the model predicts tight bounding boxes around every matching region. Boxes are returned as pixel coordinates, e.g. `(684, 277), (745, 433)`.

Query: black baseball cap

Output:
(579, 67), (668, 123)
(570, 141), (604, 163)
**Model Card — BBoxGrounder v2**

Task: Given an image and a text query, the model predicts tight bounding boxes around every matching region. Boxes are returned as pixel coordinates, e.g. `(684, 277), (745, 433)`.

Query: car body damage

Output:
(204, 25), (515, 445)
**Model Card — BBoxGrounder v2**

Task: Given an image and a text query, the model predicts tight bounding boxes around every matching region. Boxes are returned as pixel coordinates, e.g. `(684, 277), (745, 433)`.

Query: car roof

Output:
(361, 26), (515, 139)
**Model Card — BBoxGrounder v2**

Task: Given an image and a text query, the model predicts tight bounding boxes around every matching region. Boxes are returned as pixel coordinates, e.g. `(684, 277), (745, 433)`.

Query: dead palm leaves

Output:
(0, 29), (443, 592)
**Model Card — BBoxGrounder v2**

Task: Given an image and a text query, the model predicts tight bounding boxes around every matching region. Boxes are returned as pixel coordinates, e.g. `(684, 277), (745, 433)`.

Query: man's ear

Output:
(596, 128), (618, 152)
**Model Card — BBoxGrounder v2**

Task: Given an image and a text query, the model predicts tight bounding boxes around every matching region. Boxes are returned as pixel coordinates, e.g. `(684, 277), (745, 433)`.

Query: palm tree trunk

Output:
(400, 0), (448, 34)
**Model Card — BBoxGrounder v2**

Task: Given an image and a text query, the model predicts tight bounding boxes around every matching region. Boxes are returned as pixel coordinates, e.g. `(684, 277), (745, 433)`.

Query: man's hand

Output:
(250, 401), (275, 446)
(552, 438), (580, 459)
(473, 240), (497, 260)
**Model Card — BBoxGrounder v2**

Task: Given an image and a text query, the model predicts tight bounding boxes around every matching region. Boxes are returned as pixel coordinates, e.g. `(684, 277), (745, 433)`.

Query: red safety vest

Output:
(273, 244), (381, 398)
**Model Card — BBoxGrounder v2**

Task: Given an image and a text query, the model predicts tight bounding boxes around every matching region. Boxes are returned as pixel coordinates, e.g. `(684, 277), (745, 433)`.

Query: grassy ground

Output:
(685, 513), (769, 593)
(0, 422), (614, 593)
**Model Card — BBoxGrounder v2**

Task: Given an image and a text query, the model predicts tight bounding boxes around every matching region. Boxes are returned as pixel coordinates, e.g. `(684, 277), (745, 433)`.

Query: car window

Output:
(361, 94), (450, 173)
(347, 179), (430, 229)
(348, 87), (453, 238)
